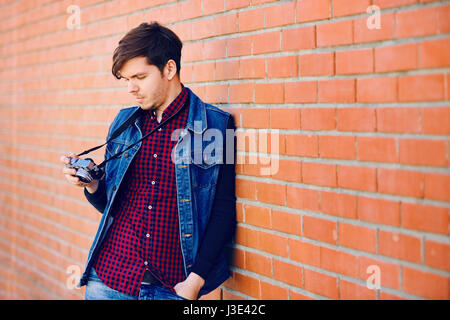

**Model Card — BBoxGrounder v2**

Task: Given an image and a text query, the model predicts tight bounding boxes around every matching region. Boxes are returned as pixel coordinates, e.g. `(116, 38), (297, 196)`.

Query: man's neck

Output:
(155, 80), (182, 122)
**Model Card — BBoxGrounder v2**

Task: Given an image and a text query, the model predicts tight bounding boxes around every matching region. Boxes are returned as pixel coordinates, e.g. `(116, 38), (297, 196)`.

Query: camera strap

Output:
(77, 105), (186, 169)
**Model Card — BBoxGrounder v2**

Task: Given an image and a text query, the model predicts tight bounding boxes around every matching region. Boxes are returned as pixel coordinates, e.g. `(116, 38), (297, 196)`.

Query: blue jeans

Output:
(84, 268), (188, 300)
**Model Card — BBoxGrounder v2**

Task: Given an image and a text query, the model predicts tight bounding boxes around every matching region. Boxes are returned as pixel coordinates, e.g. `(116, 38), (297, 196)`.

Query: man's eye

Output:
(137, 76), (146, 80)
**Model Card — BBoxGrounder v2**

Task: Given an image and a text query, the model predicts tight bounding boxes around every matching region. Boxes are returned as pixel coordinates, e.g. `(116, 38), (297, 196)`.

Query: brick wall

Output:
(0, 0), (448, 300)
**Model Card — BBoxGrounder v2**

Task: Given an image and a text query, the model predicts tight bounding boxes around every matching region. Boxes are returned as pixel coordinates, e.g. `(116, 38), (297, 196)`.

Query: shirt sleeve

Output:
(84, 178), (107, 214)
(190, 115), (236, 279)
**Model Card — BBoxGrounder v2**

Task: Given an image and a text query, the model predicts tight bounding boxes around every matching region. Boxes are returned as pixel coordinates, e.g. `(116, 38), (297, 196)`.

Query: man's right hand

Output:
(60, 152), (99, 194)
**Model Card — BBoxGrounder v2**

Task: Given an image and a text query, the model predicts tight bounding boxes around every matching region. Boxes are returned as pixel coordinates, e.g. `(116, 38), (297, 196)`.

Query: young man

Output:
(61, 22), (236, 300)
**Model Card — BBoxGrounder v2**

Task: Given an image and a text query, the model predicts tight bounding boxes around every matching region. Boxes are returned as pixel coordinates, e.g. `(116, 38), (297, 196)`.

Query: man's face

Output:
(119, 56), (170, 112)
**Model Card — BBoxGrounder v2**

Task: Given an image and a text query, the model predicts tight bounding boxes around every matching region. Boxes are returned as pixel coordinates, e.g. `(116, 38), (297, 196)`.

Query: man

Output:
(60, 22), (236, 300)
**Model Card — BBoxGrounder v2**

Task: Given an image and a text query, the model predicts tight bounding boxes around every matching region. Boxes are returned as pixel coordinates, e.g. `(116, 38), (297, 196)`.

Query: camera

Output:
(66, 157), (104, 183)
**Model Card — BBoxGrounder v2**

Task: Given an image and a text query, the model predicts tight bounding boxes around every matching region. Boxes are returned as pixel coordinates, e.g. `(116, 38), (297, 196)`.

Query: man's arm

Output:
(84, 178), (107, 214)
(174, 115), (236, 299)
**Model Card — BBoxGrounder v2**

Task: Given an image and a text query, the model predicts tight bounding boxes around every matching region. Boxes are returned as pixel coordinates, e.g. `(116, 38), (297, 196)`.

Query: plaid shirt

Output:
(93, 86), (189, 297)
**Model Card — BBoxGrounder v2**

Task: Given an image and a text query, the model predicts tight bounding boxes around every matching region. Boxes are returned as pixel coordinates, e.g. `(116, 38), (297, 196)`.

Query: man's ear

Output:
(165, 59), (178, 80)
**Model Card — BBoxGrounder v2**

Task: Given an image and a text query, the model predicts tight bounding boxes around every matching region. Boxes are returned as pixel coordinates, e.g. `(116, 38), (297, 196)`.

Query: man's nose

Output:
(127, 81), (138, 93)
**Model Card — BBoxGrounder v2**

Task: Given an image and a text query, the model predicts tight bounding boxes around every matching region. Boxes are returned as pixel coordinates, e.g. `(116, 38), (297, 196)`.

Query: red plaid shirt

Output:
(93, 86), (189, 296)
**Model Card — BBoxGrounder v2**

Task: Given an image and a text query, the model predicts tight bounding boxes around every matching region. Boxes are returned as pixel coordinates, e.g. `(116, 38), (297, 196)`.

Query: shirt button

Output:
(151, 180), (156, 185)
(146, 233), (150, 238)
(144, 261), (148, 266)
(158, 128), (162, 132)
(148, 205), (152, 210)
(153, 154), (157, 158)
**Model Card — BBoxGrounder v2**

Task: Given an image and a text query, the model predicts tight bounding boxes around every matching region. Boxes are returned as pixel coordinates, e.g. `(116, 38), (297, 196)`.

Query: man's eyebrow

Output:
(120, 72), (148, 79)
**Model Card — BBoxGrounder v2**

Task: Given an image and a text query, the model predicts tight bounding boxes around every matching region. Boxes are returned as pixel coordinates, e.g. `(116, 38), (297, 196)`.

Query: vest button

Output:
(112, 185), (116, 191)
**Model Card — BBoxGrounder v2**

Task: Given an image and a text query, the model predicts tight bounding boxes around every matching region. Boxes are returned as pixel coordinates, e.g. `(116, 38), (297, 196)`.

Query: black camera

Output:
(66, 157), (104, 183)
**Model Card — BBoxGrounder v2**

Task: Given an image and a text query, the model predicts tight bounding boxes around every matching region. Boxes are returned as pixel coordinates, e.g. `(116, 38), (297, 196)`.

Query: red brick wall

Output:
(0, 0), (449, 300)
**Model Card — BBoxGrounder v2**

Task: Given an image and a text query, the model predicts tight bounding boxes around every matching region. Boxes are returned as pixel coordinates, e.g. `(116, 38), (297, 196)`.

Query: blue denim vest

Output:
(78, 88), (233, 296)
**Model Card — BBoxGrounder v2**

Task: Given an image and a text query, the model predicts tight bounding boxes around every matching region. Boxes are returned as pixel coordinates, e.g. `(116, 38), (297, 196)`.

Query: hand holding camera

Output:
(60, 153), (102, 193)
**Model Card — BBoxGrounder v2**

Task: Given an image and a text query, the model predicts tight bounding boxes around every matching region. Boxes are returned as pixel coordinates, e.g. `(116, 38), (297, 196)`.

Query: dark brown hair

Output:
(112, 22), (183, 79)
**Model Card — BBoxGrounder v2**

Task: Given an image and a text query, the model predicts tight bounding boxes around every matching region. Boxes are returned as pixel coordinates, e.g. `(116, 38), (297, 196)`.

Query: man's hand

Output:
(173, 272), (205, 300)
(60, 153), (99, 193)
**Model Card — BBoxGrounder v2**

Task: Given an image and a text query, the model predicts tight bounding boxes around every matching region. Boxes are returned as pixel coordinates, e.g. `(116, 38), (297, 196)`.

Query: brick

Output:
(236, 178), (257, 200)
(226, 0), (250, 10)
(203, 39), (227, 60)
(260, 281), (289, 300)
(227, 34), (252, 57)
(245, 251), (272, 277)
(286, 186), (320, 211)
(238, 7), (265, 32)
(215, 60), (239, 81)
(403, 267), (448, 300)
(282, 26), (316, 51)
(333, 0), (371, 17)
(399, 138), (447, 167)
(180, 0), (202, 20)
(337, 165), (377, 192)
(378, 168), (423, 198)
(358, 196), (401, 226)
(438, 4), (450, 33)
(192, 62), (215, 82)
(304, 268), (339, 299)
(240, 108), (270, 128)
(420, 38), (450, 68)
(271, 159), (302, 183)
(212, 13), (238, 37)
(320, 246), (359, 277)
(204, 84), (228, 103)
(335, 48), (373, 75)
(270, 108), (300, 130)
(319, 135), (356, 160)
(396, 7), (438, 38)
(354, 13), (395, 43)
(229, 83), (254, 103)
(358, 256), (401, 290)
(265, 1), (296, 28)
(255, 181), (286, 206)
(301, 108), (335, 130)
(297, 0), (331, 23)
(271, 209), (302, 235)
(401, 202), (448, 235)
(224, 271), (260, 299)
(258, 230), (289, 257)
(285, 134), (318, 157)
(267, 55), (298, 78)
(398, 74), (445, 102)
(375, 43), (418, 72)
(337, 107), (375, 132)
(356, 77), (397, 102)
(273, 259), (303, 287)
(340, 279), (377, 300)
(425, 240), (450, 272)
(239, 57), (266, 79)
(373, 0), (417, 9)
(339, 222), (377, 253)
(252, 31), (281, 54)
(316, 20), (353, 47)
(422, 107), (450, 135)
(379, 230), (422, 263)
(302, 162), (337, 188)
(285, 81), (317, 103)
(255, 83), (284, 104)
(319, 79), (355, 103)
(377, 107), (421, 133)
(357, 136), (398, 163)
(244, 204), (271, 229)
(303, 215), (337, 244)
(321, 191), (357, 219)
(424, 172), (450, 202)
(300, 52), (334, 76)
(289, 238), (321, 267)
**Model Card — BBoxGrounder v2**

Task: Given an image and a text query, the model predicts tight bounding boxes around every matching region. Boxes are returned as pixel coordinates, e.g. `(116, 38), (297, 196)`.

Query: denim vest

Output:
(78, 88), (234, 296)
